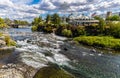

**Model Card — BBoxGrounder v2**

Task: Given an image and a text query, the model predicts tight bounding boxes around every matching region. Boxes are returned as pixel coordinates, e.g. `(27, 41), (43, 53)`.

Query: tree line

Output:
(32, 13), (120, 38)
(0, 17), (29, 28)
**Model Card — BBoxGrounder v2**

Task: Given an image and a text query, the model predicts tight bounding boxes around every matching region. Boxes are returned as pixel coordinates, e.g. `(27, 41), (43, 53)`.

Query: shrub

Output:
(4, 35), (16, 46)
(44, 26), (53, 33)
(77, 26), (86, 36)
(62, 29), (72, 37)
(31, 26), (37, 31)
(109, 22), (120, 38)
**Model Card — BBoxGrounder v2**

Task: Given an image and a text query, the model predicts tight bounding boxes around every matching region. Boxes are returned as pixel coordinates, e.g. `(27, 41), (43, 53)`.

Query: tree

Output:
(106, 15), (120, 21)
(109, 22), (120, 38)
(0, 17), (8, 28)
(51, 13), (61, 25)
(4, 18), (12, 25)
(32, 17), (42, 26)
(99, 18), (106, 34)
(94, 16), (106, 34)
(46, 14), (51, 24)
(0, 17), (4, 24)
(14, 20), (19, 24)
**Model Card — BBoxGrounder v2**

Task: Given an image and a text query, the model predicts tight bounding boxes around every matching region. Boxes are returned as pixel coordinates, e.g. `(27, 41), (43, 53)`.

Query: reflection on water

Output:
(6, 28), (120, 78)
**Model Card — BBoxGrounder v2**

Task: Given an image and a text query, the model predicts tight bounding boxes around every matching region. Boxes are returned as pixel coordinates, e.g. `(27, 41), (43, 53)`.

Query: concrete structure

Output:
(99, 11), (120, 19)
(67, 14), (99, 26)
(106, 11), (112, 18)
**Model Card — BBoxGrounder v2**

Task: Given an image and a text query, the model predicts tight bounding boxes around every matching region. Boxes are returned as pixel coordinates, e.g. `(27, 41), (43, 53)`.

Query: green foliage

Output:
(94, 16), (106, 34)
(108, 22), (120, 38)
(0, 18), (4, 24)
(99, 18), (106, 33)
(4, 18), (12, 25)
(31, 26), (37, 31)
(51, 13), (61, 25)
(74, 36), (120, 50)
(77, 26), (86, 36)
(0, 18), (8, 28)
(34, 65), (74, 78)
(46, 14), (51, 24)
(106, 15), (120, 21)
(62, 29), (72, 37)
(44, 25), (53, 33)
(32, 17), (42, 26)
(4, 35), (16, 46)
(14, 20), (29, 25)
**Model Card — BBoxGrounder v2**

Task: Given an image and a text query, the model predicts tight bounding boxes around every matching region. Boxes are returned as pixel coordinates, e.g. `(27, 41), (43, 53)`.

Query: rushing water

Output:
(5, 28), (120, 78)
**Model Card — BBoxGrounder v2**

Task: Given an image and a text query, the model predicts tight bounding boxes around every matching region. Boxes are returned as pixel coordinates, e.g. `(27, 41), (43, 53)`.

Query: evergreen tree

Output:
(51, 13), (61, 25)
(46, 14), (51, 24)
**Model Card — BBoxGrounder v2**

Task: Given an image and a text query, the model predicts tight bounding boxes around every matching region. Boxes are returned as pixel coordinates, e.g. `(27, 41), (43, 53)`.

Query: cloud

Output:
(38, 0), (120, 14)
(0, 0), (120, 22)
(0, 0), (46, 22)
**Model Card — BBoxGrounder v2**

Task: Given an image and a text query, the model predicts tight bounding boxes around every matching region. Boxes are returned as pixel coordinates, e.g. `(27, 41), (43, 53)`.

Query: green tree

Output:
(106, 15), (120, 21)
(99, 18), (106, 34)
(14, 20), (19, 24)
(109, 22), (120, 38)
(0, 18), (4, 24)
(94, 16), (106, 34)
(4, 18), (12, 25)
(46, 14), (51, 24)
(32, 17), (42, 26)
(0, 17), (8, 28)
(62, 29), (72, 37)
(51, 13), (61, 25)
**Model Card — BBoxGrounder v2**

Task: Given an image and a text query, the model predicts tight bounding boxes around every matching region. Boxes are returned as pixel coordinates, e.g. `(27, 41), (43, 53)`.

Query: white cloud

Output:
(0, 0), (120, 22)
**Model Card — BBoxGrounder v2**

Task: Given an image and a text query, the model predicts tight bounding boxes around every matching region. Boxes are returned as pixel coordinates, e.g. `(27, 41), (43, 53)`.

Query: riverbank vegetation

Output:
(31, 13), (120, 50)
(0, 33), (16, 46)
(4, 35), (16, 46)
(0, 17), (29, 29)
(74, 36), (120, 50)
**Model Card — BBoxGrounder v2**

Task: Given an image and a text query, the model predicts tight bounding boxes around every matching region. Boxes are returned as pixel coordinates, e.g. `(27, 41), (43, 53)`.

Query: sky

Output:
(0, 0), (120, 22)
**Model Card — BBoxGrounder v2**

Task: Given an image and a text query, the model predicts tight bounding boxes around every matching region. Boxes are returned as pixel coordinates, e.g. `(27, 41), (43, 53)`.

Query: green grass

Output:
(74, 36), (120, 50)
(4, 35), (16, 46)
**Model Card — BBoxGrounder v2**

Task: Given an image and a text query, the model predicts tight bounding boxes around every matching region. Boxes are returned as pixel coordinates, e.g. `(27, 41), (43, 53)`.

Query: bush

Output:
(77, 26), (86, 36)
(109, 22), (120, 38)
(31, 26), (37, 31)
(4, 35), (16, 46)
(62, 29), (72, 37)
(44, 25), (53, 33)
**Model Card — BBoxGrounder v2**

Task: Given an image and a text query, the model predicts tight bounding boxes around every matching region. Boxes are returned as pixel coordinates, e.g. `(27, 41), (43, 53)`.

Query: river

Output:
(2, 28), (120, 78)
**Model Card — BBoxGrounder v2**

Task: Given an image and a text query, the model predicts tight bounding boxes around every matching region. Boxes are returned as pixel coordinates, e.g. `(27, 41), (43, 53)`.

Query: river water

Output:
(5, 28), (120, 78)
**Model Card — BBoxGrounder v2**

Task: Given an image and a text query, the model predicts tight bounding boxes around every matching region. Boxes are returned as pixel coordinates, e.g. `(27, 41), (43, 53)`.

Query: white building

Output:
(68, 14), (99, 26)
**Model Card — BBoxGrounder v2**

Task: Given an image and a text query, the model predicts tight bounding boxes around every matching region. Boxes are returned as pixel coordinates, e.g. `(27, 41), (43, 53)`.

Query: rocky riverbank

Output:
(0, 63), (37, 78)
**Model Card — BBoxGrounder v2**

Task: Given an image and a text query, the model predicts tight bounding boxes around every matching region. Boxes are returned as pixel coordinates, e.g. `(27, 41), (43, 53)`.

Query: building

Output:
(106, 11), (112, 18)
(99, 11), (120, 19)
(67, 14), (99, 26)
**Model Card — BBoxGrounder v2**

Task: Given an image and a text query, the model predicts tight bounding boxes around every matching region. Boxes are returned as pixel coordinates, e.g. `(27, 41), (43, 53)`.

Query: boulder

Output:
(0, 40), (6, 47)
(0, 36), (5, 40)
(0, 63), (37, 78)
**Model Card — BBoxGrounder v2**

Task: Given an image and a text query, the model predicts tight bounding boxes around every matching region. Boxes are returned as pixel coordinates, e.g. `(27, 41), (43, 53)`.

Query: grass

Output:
(74, 36), (120, 50)
(0, 33), (16, 46)
(4, 35), (16, 46)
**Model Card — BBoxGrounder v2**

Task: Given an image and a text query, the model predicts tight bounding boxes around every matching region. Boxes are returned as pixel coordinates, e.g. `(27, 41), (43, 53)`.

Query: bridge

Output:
(9, 24), (31, 28)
